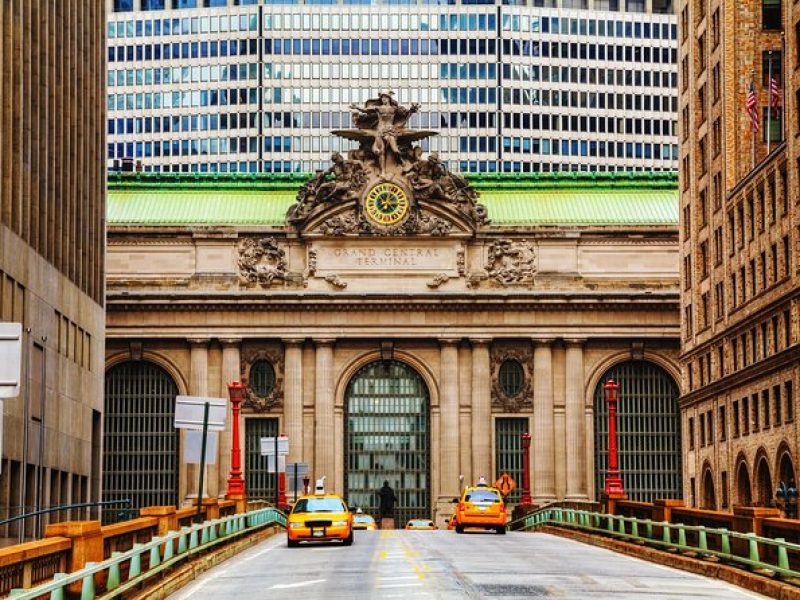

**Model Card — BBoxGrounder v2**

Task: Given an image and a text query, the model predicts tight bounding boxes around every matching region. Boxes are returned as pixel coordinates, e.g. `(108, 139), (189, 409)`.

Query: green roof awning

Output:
(107, 172), (678, 227)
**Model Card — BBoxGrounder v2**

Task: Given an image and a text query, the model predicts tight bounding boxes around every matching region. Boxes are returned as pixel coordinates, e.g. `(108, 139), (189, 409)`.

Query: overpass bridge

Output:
(168, 528), (762, 599)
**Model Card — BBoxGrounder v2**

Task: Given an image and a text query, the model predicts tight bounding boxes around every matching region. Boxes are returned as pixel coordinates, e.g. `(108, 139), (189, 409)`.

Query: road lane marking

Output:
(379, 576), (418, 581)
(378, 583), (424, 589)
(269, 579), (326, 590)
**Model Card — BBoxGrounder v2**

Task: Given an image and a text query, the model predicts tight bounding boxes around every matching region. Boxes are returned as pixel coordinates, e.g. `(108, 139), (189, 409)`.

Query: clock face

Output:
(364, 182), (410, 226)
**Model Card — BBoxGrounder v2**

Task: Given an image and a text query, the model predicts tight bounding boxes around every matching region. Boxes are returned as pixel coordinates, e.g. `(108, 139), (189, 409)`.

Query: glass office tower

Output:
(106, 0), (677, 174)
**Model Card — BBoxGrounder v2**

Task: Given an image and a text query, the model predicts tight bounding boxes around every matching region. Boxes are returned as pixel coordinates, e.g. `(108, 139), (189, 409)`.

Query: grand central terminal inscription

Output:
(313, 241), (459, 274)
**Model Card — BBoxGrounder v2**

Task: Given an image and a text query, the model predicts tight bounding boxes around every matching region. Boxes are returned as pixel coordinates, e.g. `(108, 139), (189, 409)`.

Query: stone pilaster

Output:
(438, 339), (460, 498)
(565, 339), (589, 500)
(283, 339), (304, 465)
(218, 338), (241, 497)
(187, 338), (210, 501)
(470, 338), (492, 482)
(533, 338), (556, 503)
(314, 339), (335, 487)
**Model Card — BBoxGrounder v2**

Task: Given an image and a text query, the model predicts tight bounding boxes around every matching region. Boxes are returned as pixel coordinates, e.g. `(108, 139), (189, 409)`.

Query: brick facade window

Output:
(719, 405), (727, 441)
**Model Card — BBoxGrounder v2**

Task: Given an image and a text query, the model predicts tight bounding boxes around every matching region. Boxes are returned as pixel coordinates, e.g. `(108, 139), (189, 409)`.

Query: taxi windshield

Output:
(409, 520), (433, 526)
(292, 497), (347, 513)
(354, 515), (374, 523)
(465, 489), (501, 503)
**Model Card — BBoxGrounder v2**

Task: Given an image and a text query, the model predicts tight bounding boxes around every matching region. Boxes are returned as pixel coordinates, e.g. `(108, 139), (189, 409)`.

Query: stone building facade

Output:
(678, 0), (799, 510)
(103, 130), (684, 526)
(0, 1), (106, 538)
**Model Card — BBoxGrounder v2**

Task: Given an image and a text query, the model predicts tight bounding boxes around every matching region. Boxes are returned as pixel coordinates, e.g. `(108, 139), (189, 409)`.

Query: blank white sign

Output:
(0, 323), (22, 399)
(174, 395), (228, 431)
(183, 430), (218, 465)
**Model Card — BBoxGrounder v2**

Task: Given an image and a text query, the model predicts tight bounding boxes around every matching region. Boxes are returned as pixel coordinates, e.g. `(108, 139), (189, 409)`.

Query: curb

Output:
(129, 525), (282, 600)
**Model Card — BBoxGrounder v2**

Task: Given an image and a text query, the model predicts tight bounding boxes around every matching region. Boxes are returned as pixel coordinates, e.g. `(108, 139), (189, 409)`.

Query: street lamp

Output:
(777, 480), (798, 518)
(226, 381), (246, 499)
(520, 432), (532, 506)
(603, 379), (625, 497)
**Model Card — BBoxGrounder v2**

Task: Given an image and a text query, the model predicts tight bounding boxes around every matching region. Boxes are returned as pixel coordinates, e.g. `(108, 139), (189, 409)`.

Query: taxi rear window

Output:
(292, 497), (347, 513)
(354, 515), (374, 523)
(465, 489), (501, 502)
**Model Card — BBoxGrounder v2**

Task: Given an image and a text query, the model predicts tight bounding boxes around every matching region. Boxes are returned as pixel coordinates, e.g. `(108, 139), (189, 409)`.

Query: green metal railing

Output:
(511, 508), (800, 581)
(8, 507), (286, 599)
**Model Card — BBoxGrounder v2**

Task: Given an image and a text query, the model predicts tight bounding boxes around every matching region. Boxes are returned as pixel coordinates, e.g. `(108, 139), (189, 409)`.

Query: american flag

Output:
(770, 75), (781, 118)
(746, 80), (759, 132)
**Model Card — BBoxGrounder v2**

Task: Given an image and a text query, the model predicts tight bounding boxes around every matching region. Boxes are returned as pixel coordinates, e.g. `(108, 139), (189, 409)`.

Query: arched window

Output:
(736, 460), (753, 507)
(103, 361), (179, 521)
(702, 467), (716, 510)
(594, 360), (682, 502)
(755, 456), (773, 507)
(249, 360), (276, 397)
(498, 359), (524, 397)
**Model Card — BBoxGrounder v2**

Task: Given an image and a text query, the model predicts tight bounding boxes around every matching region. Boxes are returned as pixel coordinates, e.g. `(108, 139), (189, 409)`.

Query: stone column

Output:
(565, 339), (588, 500)
(283, 339), (304, 465)
(533, 339), (556, 503)
(314, 339), (335, 486)
(219, 339), (241, 498)
(470, 339), (492, 482)
(187, 338), (210, 501)
(459, 344), (473, 484)
(438, 339), (460, 498)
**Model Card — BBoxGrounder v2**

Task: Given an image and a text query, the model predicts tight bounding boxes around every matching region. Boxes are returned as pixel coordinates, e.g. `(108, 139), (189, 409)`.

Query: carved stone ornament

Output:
(485, 239), (537, 284)
(286, 92), (489, 235)
(240, 347), (285, 412)
(238, 237), (288, 286)
(490, 346), (533, 413)
(426, 273), (449, 289)
(324, 273), (348, 289)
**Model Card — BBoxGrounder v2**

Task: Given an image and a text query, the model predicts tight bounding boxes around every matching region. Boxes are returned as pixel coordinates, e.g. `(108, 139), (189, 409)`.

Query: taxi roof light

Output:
(314, 476), (326, 495)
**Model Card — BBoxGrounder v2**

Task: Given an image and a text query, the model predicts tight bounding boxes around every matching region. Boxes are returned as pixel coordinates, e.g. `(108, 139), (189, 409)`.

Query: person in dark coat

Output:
(378, 481), (397, 518)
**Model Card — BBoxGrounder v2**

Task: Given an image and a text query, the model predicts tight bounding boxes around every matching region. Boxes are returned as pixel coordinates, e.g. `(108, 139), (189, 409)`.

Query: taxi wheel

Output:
(495, 526), (506, 535)
(343, 530), (354, 546)
(455, 524), (464, 534)
(287, 538), (299, 548)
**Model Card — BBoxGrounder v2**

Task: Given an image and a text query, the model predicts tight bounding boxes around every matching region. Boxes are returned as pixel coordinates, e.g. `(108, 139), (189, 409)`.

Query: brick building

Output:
(679, 0), (799, 510)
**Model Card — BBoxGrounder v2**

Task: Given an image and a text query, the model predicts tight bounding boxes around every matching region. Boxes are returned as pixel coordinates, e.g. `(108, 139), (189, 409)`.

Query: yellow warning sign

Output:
(495, 473), (517, 497)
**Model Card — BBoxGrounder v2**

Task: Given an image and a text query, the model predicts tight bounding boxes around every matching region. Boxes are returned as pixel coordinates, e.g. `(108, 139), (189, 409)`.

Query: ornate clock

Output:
(364, 182), (410, 226)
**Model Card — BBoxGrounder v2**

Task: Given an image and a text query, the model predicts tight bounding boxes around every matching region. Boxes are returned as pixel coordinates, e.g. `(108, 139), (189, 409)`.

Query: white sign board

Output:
(260, 436), (289, 456)
(183, 430), (219, 464)
(266, 454), (286, 474)
(0, 323), (22, 399)
(174, 396), (227, 431)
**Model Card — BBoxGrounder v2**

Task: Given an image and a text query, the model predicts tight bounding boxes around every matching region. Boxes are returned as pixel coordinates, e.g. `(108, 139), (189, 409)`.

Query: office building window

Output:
(113, 0), (134, 11)
(762, 0), (782, 30)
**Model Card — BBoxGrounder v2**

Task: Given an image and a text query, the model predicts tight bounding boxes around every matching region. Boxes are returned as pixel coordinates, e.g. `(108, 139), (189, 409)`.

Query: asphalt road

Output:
(168, 529), (766, 599)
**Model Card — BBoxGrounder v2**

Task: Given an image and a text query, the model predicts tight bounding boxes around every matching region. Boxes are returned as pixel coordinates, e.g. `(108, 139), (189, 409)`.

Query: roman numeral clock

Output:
(363, 182), (411, 227)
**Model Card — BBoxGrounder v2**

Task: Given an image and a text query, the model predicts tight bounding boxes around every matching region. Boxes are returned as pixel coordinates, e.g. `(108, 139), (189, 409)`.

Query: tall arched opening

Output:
(344, 360), (430, 526)
(755, 455), (773, 507)
(103, 361), (179, 521)
(778, 450), (796, 487)
(701, 466), (716, 510)
(593, 360), (682, 502)
(736, 460), (753, 507)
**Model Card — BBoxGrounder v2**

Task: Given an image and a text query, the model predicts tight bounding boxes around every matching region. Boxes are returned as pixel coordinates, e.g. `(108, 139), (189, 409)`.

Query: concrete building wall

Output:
(0, 0), (106, 539)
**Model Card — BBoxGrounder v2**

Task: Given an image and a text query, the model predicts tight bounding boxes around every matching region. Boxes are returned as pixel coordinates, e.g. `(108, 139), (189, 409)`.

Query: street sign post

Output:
(174, 395), (228, 523)
(287, 462), (310, 501)
(0, 323), (22, 399)
(261, 436), (289, 507)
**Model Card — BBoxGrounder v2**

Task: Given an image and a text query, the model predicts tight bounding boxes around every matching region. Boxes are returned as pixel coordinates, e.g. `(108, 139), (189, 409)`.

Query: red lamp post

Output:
(277, 433), (288, 509)
(603, 379), (625, 497)
(520, 432), (532, 506)
(226, 381), (246, 499)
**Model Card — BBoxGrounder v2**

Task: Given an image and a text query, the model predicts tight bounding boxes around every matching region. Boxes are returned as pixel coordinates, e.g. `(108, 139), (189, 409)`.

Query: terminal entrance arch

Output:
(344, 360), (431, 526)
(593, 360), (682, 502)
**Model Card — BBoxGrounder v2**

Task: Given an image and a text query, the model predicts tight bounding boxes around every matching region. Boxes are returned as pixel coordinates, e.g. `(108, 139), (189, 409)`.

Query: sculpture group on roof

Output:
(286, 92), (488, 232)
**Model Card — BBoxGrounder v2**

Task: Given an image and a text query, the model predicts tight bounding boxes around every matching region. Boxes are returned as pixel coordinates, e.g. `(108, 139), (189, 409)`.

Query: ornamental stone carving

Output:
(485, 239), (537, 284)
(238, 237), (287, 286)
(490, 345), (533, 412)
(286, 93), (488, 235)
(240, 346), (284, 412)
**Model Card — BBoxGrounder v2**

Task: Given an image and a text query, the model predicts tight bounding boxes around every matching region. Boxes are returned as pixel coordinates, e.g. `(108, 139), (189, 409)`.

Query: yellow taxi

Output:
(405, 519), (436, 530)
(352, 513), (377, 531)
(286, 491), (353, 547)
(453, 480), (507, 535)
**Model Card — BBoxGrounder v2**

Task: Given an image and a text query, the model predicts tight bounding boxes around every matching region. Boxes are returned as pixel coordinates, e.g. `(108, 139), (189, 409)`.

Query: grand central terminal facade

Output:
(103, 97), (683, 525)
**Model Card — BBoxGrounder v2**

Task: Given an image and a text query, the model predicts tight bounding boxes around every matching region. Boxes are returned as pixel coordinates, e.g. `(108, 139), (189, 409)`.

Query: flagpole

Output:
(782, 31), (786, 144)
(767, 51), (773, 155)
(751, 71), (756, 170)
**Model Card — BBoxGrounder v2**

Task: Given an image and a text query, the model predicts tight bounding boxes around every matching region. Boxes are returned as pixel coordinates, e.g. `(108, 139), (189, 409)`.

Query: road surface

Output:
(168, 529), (765, 599)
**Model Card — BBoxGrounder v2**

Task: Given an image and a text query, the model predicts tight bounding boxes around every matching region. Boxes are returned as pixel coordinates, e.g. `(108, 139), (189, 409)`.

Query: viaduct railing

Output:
(0, 499), (282, 598)
(510, 499), (800, 585)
